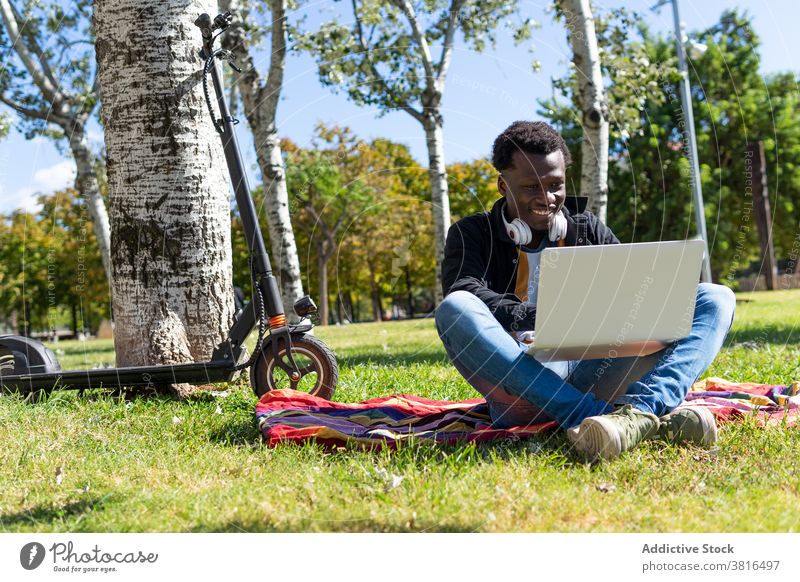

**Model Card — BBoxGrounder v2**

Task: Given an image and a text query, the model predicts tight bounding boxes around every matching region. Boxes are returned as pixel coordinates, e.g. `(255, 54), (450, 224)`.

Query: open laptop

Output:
(526, 240), (704, 362)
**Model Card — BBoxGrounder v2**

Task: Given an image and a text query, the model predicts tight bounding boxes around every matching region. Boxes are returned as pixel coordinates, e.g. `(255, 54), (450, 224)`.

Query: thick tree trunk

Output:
(423, 114), (451, 307)
(95, 0), (235, 392)
(67, 119), (112, 283)
(220, 0), (305, 322)
(560, 0), (609, 224)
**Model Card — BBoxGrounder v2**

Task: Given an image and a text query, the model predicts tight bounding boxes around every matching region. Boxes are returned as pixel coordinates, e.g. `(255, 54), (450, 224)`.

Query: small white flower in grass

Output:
(125, 401), (132, 409)
(388, 475), (405, 491)
(55, 466), (63, 485)
(172, 416), (181, 425)
(486, 512), (496, 522)
(215, 406), (223, 415)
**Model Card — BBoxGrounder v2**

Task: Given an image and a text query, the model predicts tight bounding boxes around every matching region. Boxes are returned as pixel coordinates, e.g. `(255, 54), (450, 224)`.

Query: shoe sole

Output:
(567, 416), (622, 461)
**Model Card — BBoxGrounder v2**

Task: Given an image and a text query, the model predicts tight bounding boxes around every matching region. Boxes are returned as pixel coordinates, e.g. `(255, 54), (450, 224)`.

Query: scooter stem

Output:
(205, 39), (284, 318)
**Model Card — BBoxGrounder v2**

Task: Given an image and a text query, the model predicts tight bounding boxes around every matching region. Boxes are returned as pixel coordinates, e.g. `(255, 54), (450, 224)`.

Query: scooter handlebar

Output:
(194, 13), (213, 47)
(194, 11), (234, 50)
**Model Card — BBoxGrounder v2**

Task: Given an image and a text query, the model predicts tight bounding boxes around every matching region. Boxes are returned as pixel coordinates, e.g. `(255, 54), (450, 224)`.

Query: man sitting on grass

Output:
(434, 120), (736, 460)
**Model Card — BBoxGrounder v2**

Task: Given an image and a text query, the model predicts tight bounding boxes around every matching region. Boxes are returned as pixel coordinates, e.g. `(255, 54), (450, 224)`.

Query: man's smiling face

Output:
(498, 149), (567, 232)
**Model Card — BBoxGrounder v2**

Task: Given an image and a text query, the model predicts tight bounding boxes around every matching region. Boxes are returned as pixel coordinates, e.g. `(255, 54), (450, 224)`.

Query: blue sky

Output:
(0, 0), (797, 214)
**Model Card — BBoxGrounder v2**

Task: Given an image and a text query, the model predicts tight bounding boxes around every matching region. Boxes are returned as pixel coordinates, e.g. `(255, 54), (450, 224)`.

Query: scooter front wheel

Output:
(249, 333), (338, 400)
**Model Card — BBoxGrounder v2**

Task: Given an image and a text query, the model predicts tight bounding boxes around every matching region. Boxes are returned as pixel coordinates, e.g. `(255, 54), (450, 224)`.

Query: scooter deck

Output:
(0, 360), (238, 392)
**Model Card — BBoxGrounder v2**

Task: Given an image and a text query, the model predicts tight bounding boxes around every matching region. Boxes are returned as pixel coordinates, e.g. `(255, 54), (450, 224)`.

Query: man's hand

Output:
(515, 330), (536, 345)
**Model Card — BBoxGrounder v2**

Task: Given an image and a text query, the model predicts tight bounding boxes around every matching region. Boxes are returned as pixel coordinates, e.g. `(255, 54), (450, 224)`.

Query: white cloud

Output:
(32, 160), (76, 191)
(0, 185), (39, 214)
(0, 160), (76, 214)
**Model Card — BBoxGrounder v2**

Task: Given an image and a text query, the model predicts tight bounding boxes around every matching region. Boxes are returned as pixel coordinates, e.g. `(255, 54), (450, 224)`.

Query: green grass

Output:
(1, 289), (799, 532)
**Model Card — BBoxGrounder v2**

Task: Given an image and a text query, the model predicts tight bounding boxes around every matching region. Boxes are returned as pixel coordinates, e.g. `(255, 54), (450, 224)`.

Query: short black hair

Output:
(491, 121), (572, 172)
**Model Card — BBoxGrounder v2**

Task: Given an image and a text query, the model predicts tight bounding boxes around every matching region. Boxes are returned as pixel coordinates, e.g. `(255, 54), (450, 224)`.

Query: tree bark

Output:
(343, 291), (354, 323)
(335, 291), (353, 324)
(67, 118), (112, 283)
(10, 308), (18, 335)
(559, 0), (609, 223)
(95, 0), (235, 393)
(369, 263), (382, 321)
(423, 114), (451, 306)
(220, 0), (305, 322)
(316, 243), (329, 326)
(405, 265), (414, 318)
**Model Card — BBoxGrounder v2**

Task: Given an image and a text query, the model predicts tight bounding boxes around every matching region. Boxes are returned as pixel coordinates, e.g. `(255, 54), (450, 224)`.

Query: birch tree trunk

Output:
(95, 0), (235, 393)
(0, 0), (112, 282)
(423, 113), (451, 306)
(67, 118), (112, 284)
(559, 0), (609, 223)
(220, 0), (305, 322)
(316, 245), (329, 326)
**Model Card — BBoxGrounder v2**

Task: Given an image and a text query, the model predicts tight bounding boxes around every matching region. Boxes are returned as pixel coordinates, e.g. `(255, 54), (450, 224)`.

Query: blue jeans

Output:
(434, 283), (736, 429)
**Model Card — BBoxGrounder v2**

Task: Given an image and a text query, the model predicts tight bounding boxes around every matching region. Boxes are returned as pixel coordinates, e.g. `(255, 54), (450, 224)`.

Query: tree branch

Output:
(0, 93), (60, 123)
(260, 0), (287, 124)
(350, 0), (424, 123)
(391, 0), (436, 92)
(435, 0), (466, 94)
(303, 202), (333, 244)
(0, 0), (65, 107)
(331, 208), (349, 239)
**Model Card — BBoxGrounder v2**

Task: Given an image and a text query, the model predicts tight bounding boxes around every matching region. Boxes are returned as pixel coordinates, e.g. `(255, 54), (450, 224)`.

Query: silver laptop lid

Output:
(534, 240), (704, 351)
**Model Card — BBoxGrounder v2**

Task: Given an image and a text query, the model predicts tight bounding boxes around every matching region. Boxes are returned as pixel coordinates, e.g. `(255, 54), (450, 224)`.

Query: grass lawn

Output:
(1, 289), (799, 532)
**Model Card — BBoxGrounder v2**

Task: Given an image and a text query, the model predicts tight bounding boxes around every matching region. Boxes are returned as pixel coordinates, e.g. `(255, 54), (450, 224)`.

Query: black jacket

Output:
(441, 196), (620, 332)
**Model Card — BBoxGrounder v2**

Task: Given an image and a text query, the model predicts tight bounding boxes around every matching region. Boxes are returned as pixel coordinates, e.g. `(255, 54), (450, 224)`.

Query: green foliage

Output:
(0, 0), (96, 143)
(231, 127), (442, 321)
(539, 9), (800, 283)
(447, 157), (499, 221)
(0, 111), (9, 137)
(0, 189), (109, 334)
(228, 124), (498, 321)
(295, 0), (534, 116)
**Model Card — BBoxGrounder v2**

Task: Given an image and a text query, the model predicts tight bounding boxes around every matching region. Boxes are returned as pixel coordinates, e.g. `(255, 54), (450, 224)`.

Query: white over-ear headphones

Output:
(501, 200), (567, 246)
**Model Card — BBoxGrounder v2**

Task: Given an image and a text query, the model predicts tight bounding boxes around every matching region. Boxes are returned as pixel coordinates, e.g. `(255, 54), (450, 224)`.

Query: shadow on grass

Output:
(1, 495), (113, 529)
(208, 417), (261, 446)
(726, 325), (800, 346)
(187, 519), (482, 533)
(335, 349), (450, 368)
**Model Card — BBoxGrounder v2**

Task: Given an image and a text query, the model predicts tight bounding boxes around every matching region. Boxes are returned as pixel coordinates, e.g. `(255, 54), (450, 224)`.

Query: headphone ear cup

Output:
(501, 201), (532, 246)
(511, 218), (532, 246)
(548, 210), (568, 242)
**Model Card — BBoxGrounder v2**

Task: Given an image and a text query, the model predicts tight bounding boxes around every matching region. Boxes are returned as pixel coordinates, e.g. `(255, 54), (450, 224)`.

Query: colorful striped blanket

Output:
(255, 377), (800, 448)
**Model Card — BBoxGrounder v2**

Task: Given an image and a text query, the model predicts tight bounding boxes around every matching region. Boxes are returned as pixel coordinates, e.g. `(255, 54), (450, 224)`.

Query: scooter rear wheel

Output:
(249, 332), (338, 400)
